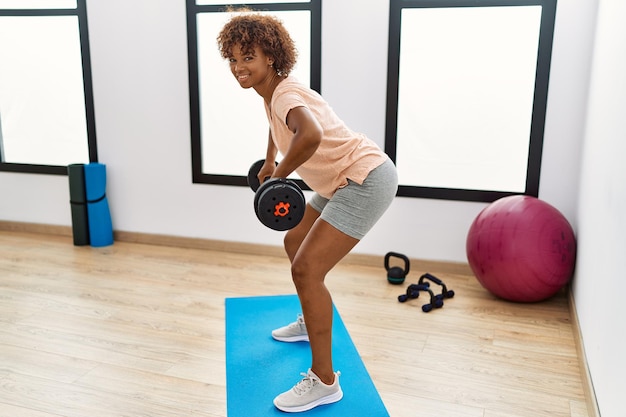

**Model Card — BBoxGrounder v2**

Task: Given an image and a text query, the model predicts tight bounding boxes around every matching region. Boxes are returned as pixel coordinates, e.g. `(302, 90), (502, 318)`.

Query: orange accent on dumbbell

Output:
(274, 202), (290, 217)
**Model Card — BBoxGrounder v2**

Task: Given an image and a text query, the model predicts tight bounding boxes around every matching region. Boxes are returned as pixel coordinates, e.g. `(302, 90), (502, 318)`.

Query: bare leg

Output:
(283, 203), (320, 262)
(284, 204), (359, 385)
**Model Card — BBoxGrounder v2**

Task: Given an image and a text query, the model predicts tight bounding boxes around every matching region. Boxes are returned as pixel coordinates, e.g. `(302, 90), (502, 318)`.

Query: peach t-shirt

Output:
(265, 76), (388, 199)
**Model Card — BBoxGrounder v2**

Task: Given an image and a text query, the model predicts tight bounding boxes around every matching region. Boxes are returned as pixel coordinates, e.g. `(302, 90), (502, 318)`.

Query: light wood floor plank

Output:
(0, 231), (590, 417)
(0, 402), (65, 417)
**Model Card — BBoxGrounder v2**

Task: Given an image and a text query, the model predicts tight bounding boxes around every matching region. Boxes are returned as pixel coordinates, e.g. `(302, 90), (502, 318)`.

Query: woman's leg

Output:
(283, 203), (321, 262)
(282, 159), (398, 386)
(289, 218), (359, 385)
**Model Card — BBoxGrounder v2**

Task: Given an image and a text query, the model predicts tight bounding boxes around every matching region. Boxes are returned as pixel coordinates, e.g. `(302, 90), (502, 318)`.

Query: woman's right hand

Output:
(257, 161), (276, 185)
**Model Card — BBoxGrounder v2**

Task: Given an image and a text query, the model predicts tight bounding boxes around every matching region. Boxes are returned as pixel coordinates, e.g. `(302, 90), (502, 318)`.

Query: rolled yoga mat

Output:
(83, 162), (113, 247)
(68, 163), (90, 246)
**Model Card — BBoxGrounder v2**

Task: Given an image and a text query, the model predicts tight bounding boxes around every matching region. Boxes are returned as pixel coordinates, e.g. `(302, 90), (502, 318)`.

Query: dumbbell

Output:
(247, 159), (305, 231)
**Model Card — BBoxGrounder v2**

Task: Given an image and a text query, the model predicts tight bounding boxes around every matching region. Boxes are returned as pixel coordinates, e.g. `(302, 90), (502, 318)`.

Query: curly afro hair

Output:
(217, 9), (298, 76)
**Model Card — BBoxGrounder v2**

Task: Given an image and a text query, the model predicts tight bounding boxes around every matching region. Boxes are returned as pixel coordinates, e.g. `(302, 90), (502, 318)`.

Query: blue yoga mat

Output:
(83, 163), (113, 247)
(225, 294), (389, 417)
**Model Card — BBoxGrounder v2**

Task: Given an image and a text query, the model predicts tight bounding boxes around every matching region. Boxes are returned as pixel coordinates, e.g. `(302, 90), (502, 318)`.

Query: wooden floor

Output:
(0, 231), (590, 417)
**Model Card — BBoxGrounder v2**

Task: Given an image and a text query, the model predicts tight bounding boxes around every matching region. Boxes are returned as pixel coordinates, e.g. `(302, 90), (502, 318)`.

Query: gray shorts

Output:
(309, 158), (398, 239)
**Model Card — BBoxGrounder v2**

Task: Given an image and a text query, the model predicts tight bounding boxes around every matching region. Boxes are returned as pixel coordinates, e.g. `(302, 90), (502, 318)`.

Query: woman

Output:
(218, 10), (397, 413)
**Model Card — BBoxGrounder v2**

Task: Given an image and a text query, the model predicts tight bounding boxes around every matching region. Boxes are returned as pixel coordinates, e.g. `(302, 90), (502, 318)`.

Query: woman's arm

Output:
(264, 129), (278, 163)
(258, 130), (279, 182)
(272, 106), (322, 179)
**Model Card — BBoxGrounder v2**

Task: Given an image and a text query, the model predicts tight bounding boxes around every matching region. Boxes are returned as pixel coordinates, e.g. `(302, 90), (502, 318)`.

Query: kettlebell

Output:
(384, 252), (410, 285)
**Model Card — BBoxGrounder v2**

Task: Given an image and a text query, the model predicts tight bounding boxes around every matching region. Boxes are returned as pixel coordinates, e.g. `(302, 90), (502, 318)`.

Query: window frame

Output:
(186, 0), (322, 188)
(0, 0), (98, 176)
(385, 0), (557, 202)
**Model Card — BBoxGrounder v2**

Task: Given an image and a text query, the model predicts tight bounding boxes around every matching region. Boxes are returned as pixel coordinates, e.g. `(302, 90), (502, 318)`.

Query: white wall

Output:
(1, 0), (621, 414)
(540, 0), (597, 223)
(573, 1), (626, 416)
(0, 0), (589, 263)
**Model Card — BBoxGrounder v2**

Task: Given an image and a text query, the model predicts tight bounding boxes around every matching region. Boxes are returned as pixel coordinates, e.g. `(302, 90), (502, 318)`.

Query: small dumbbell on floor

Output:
(247, 159), (305, 231)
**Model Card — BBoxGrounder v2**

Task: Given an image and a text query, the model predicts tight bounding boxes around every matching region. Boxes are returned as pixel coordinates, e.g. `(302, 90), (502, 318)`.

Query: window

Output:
(386, 0), (557, 202)
(186, 0), (321, 186)
(0, 0), (97, 175)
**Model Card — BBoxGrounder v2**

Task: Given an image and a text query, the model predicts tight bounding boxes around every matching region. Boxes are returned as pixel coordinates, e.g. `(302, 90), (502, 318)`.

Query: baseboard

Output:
(0, 220), (471, 274)
(113, 229), (288, 259)
(0, 220), (73, 237)
(115, 230), (472, 275)
(568, 289), (601, 417)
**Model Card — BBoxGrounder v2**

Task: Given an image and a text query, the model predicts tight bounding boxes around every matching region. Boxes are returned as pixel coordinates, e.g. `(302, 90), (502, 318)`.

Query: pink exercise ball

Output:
(466, 195), (576, 302)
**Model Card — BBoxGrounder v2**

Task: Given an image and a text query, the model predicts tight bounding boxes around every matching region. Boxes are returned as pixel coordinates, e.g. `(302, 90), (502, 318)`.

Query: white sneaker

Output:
(271, 314), (309, 342)
(273, 369), (343, 413)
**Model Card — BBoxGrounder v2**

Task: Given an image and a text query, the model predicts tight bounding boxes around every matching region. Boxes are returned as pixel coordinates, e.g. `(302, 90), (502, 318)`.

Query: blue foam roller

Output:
(83, 163), (113, 247)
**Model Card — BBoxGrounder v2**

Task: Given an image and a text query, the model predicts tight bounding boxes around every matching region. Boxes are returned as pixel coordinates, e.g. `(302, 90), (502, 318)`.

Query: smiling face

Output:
(217, 13), (298, 80)
(228, 44), (275, 90)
